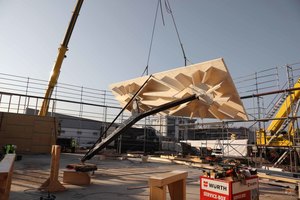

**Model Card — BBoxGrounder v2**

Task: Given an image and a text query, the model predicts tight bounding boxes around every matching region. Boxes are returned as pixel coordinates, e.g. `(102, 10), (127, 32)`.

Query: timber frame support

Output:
(40, 145), (66, 192)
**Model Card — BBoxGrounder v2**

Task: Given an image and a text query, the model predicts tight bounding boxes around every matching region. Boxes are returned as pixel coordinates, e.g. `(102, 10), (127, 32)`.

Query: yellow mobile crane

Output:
(256, 78), (300, 146)
(39, 0), (84, 116)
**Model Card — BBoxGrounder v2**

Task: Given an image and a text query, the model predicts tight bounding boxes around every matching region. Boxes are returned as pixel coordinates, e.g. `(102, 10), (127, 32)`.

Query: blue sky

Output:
(0, 0), (299, 90)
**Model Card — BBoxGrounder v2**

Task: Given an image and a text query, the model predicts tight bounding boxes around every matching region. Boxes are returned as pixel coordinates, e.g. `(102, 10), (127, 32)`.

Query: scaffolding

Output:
(235, 62), (300, 171)
(1, 62), (300, 171)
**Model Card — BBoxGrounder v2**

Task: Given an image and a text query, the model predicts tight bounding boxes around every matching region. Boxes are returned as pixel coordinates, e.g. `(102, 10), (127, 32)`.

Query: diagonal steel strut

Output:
(81, 94), (198, 162)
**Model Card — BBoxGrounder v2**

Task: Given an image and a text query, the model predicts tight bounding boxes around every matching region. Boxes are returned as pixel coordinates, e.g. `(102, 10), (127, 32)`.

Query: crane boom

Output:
(267, 78), (300, 134)
(39, 0), (84, 116)
(256, 77), (300, 146)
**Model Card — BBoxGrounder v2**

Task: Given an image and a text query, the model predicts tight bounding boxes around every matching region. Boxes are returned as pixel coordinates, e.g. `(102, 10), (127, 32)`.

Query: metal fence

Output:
(1, 61), (300, 136)
(2, 63), (300, 169)
(0, 72), (125, 123)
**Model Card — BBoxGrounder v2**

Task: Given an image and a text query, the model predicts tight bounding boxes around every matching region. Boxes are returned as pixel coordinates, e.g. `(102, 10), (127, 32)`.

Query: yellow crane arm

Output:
(39, 0), (84, 116)
(267, 78), (300, 133)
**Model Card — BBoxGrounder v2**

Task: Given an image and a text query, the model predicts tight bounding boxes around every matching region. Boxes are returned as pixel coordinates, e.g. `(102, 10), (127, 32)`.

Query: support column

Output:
(40, 145), (66, 192)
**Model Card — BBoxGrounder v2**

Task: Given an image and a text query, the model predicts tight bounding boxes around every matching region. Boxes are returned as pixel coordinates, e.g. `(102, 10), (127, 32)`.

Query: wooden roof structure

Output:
(110, 58), (248, 120)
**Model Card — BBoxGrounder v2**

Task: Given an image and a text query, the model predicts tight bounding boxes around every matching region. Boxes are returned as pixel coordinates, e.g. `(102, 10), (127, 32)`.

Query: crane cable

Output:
(164, 0), (190, 66)
(141, 0), (161, 76)
(142, 0), (191, 77)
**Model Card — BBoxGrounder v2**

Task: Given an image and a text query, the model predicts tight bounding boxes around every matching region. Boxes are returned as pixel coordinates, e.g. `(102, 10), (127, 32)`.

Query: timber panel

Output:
(110, 58), (248, 120)
(0, 112), (57, 153)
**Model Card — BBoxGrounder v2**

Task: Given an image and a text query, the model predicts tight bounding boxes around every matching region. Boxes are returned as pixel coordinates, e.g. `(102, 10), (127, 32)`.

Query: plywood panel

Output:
(34, 118), (55, 133)
(31, 146), (51, 153)
(32, 135), (52, 145)
(0, 112), (57, 154)
(2, 125), (33, 138)
(5, 114), (34, 125)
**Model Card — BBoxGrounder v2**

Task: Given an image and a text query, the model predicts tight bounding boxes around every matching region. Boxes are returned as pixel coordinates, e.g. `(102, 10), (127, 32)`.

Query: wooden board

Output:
(149, 170), (188, 187)
(258, 172), (299, 184)
(0, 154), (16, 200)
(63, 170), (91, 185)
(0, 112), (56, 154)
(149, 170), (188, 200)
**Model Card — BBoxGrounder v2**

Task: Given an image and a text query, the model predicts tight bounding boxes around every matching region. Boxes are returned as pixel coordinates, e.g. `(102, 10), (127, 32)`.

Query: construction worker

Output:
(3, 144), (16, 154)
(71, 138), (76, 153)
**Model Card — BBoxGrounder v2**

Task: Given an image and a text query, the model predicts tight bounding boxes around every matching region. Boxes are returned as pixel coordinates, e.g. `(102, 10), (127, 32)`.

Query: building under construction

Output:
(1, 1), (300, 200)
(1, 58), (300, 199)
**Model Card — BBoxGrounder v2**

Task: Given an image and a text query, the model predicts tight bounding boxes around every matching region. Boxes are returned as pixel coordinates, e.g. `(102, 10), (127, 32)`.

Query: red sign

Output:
(200, 190), (229, 200)
(200, 176), (259, 200)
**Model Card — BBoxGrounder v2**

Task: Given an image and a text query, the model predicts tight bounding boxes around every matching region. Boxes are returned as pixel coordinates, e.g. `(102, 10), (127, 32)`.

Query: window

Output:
(77, 131), (82, 135)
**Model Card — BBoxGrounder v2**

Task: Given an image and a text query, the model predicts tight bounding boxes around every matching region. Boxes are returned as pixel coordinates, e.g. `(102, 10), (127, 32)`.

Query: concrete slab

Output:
(9, 153), (298, 200)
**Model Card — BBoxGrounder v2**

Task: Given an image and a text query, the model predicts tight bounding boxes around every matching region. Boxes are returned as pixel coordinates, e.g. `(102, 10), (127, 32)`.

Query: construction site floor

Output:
(10, 153), (298, 200)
